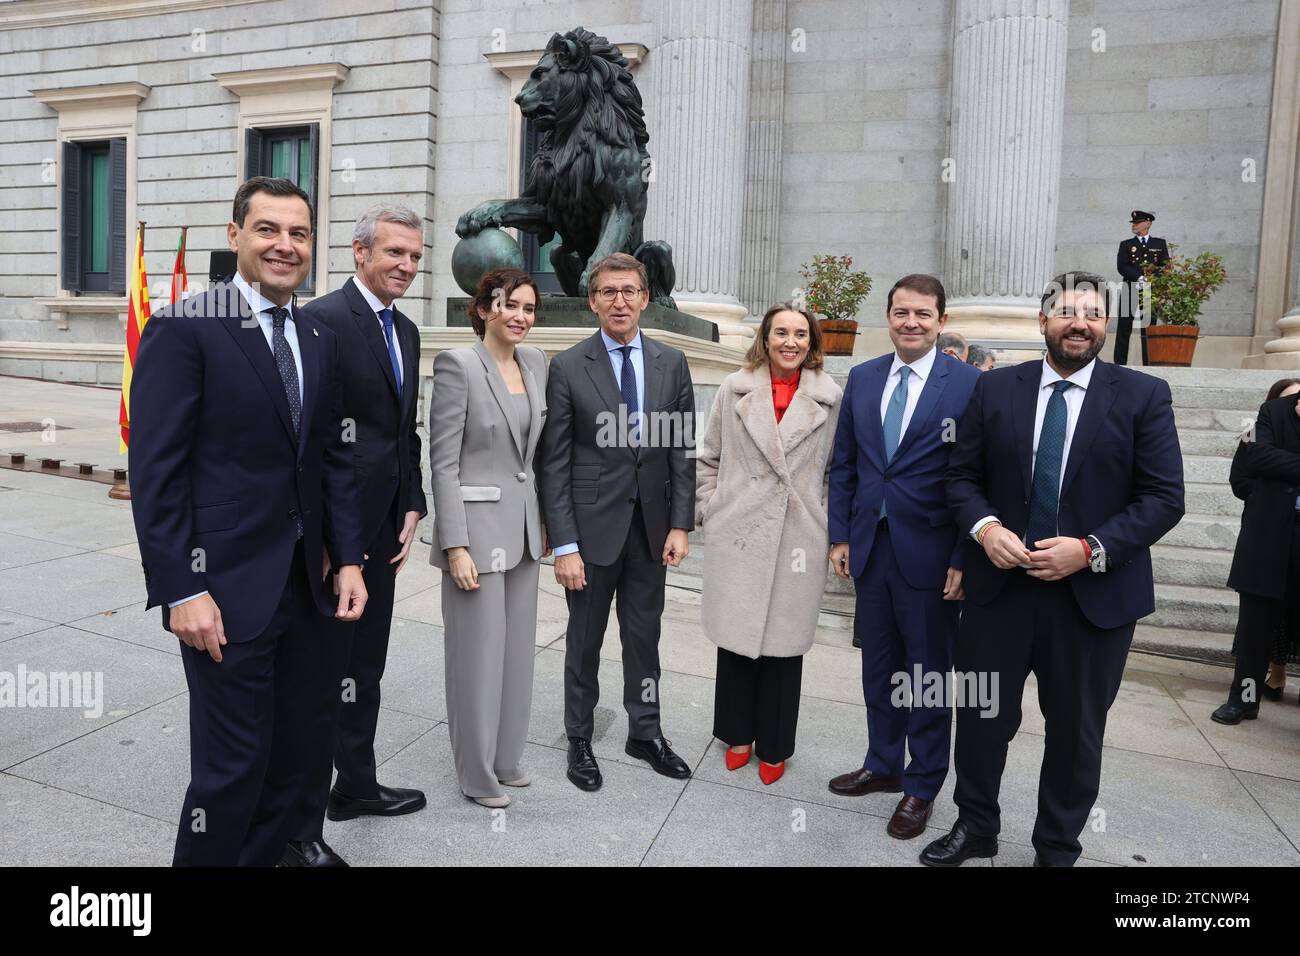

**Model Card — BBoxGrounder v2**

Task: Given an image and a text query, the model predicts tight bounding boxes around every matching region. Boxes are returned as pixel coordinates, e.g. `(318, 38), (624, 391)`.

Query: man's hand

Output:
(390, 510), (421, 574)
(662, 528), (689, 567)
(447, 546), (480, 591)
(335, 565), (368, 620)
(1027, 536), (1089, 581)
(555, 551), (586, 590)
(943, 566), (964, 601)
(982, 524), (1031, 570)
(830, 543), (851, 579)
(171, 593), (227, 662)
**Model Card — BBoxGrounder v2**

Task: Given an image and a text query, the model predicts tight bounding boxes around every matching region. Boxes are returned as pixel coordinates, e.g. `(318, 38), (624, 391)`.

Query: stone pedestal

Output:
(643, 0), (756, 350)
(942, 0), (1070, 346)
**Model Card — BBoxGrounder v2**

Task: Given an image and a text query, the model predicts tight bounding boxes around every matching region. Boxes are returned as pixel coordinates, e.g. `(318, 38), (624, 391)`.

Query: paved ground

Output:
(2, 373), (1299, 866)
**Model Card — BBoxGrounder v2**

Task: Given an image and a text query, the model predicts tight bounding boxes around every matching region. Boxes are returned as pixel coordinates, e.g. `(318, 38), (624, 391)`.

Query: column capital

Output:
(957, 0), (1068, 30)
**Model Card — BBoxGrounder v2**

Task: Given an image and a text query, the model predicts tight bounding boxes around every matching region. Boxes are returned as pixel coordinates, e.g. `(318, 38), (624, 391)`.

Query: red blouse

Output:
(771, 368), (801, 423)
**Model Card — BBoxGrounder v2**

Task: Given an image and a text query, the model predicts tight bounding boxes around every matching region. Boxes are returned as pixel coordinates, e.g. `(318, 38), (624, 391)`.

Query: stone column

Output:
(942, 0), (1069, 348)
(1244, 0), (1300, 369)
(643, 0), (755, 349)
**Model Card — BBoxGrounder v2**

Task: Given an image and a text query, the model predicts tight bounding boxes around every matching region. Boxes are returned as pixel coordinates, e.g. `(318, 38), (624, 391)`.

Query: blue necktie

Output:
(1026, 380), (1073, 548)
(880, 366), (910, 519)
(619, 345), (639, 446)
(379, 308), (402, 394)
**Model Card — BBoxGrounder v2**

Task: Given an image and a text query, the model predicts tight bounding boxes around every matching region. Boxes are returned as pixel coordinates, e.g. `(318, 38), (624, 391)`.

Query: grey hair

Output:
(353, 203), (424, 248)
(967, 344), (993, 366)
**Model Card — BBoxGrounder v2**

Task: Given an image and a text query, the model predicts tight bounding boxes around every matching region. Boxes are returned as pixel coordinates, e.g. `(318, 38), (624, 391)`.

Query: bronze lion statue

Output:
(455, 27), (677, 307)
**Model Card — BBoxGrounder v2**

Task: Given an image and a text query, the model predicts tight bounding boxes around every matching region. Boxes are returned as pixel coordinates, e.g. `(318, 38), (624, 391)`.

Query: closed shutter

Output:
(61, 141), (82, 292)
(108, 137), (128, 295)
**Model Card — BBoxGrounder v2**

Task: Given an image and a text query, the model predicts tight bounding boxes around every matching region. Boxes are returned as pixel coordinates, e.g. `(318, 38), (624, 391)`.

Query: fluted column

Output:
(943, 0), (1069, 344)
(643, 0), (755, 348)
(738, 0), (786, 321)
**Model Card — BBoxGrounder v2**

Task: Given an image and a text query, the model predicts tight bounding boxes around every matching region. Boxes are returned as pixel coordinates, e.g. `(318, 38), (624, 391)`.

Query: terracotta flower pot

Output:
(1146, 324), (1199, 367)
(819, 319), (858, 356)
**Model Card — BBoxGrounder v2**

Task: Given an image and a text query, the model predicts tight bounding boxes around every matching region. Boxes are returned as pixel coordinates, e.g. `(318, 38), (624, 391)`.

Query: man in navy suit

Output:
(827, 274), (982, 841)
(129, 177), (368, 866)
(922, 271), (1184, 867)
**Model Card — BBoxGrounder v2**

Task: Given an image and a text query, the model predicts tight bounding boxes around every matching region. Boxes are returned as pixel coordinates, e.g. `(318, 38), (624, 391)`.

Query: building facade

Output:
(2, 0), (1298, 386)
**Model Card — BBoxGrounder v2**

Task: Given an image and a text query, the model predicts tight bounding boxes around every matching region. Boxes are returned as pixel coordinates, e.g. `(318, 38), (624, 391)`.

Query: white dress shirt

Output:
(970, 357), (1098, 544)
(880, 345), (936, 438)
(351, 274), (403, 381)
(170, 273), (303, 609)
(553, 328), (647, 558)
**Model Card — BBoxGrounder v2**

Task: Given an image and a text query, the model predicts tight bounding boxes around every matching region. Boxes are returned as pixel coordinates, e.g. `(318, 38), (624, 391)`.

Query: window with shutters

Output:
(60, 137), (127, 295)
(245, 123), (320, 294)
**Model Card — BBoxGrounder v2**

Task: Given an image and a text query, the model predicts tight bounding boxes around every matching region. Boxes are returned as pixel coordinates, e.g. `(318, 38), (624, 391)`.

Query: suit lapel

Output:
(1012, 362), (1040, 498)
(860, 358), (889, 472)
(1060, 361), (1120, 495)
(218, 285), (296, 447)
(347, 279), (400, 401)
(892, 354), (949, 463)
(521, 351), (543, 466)
(295, 308), (319, 461)
(472, 338), (524, 460)
(397, 309), (419, 418)
(583, 331), (625, 416)
(640, 332), (664, 412)
(778, 379), (829, 456)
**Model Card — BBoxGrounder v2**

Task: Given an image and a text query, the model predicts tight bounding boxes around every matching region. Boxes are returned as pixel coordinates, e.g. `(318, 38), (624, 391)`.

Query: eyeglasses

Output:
(594, 286), (643, 303)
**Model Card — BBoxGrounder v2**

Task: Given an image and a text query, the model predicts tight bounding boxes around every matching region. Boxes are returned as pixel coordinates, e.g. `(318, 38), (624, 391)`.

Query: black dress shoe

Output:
(1211, 699), (1260, 724)
(280, 839), (348, 868)
(1263, 682), (1285, 702)
(625, 734), (691, 779)
(567, 737), (602, 791)
(919, 820), (998, 867)
(326, 784), (427, 821)
(852, 633), (861, 649)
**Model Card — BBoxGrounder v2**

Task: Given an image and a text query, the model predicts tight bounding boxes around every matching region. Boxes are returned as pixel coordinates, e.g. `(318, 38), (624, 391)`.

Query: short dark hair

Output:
(468, 268), (540, 338)
(887, 273), (946, 317)
(967, 343), (993, 366)
(233, 176), (314, 228)
(1041, 271), (1109, 318)
(744, 302), (825, 372)
(1266, 378), (1300, 402)
(588, 252), (648, 295)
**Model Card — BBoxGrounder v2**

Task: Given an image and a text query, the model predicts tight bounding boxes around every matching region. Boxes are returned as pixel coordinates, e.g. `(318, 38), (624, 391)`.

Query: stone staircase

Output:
(669, 362), (1286, 665)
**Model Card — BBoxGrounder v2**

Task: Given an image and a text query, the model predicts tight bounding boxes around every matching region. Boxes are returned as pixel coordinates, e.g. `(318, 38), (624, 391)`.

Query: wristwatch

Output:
(1086, 535), (1107, 573)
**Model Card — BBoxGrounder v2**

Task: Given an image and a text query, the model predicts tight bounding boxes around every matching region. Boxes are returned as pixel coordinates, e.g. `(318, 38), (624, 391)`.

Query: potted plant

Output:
(1141, 247), (1228, 367)
(799, 254), (872, 356)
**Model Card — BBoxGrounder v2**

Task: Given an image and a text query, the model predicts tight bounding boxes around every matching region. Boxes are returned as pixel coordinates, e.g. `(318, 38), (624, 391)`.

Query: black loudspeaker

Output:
(209, 250), (237, 281)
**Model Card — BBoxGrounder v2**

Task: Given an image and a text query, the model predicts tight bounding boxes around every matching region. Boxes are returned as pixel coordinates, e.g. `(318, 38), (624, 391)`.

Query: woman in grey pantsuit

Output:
(430, 268), (548, 808)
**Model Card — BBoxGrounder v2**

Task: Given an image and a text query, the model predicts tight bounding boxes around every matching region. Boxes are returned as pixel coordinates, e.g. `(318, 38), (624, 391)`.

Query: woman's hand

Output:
(447, 546), (480, 590)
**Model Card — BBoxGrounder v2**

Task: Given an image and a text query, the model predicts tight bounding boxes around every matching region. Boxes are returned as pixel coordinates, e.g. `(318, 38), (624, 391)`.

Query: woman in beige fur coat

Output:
(696, 303), (843, 785)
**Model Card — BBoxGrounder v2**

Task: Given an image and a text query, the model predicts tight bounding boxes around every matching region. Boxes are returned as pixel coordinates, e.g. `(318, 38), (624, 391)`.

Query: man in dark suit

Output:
(922, 271), (1184, 867)
(1212, 391), (1300, 723)
(1114, 210), (1171, 366)
(540, 252), (696, 791)
(826, 274), (981, 841)
(283, 205), (430, 867)
(129, 177), (368, 866)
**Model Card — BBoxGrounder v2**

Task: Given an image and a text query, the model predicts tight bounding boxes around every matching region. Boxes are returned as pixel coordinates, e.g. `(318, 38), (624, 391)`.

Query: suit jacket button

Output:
(517, 472), (526, 481)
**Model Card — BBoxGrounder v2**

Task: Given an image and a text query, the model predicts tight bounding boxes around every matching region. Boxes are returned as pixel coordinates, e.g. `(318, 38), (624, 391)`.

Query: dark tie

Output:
(268, 307), (301, 434)
(619, 345), (639, 446)
(379, 307), (402, 394)
(1026, 380), (1073, 548)
(269, 306), (302, 539)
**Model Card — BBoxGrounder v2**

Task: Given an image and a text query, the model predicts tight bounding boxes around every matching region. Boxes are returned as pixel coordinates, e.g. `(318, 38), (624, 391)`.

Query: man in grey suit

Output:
(540, 252), (696, 791)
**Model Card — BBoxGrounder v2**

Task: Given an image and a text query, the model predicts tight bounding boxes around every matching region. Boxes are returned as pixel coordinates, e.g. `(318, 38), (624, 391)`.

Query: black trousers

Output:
(563, 501), (666, 741)
(1113, 283), (1149, 366)
(1229, 518), (1300, 704)
(713, 648), (803, 763)
(175, 540), (326, 867)
(952, 572), (1133, 866)
(294, 505), (402, 841)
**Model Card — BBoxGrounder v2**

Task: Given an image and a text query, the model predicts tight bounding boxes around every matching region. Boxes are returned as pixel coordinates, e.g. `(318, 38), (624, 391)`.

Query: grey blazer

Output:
(428, 340), (548, 573)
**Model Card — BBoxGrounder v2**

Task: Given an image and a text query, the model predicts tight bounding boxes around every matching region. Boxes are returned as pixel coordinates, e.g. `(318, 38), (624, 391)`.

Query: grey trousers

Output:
(441, 556), (539, 800)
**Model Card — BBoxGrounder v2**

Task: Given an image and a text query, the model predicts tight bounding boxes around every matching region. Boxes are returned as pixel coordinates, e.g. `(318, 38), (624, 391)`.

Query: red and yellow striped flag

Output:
(118, 221), (150, 454)
(169, 226), (188, 306)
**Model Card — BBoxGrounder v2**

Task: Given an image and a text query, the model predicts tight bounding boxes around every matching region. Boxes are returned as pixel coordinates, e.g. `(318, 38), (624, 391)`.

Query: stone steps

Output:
(1184, 481), (1243, 517)
(1159, 513), (1239, 551)
(1151, 543), (1233, 587)
(1147, 583), (1239, 634)
(1178, 429), (1244, 457)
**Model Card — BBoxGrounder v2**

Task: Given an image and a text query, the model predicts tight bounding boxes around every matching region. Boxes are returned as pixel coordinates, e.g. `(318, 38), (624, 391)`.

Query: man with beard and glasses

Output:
(921, 272), (1184, 867)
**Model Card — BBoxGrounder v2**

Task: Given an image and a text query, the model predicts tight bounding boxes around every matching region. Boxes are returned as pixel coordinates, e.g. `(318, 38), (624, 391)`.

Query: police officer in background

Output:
(1113, 210), (1170, 366)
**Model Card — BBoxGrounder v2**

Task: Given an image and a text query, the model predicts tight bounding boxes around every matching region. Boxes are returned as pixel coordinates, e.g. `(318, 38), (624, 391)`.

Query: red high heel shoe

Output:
(758, 760), (785, 785)
(724, 745), (752, 771)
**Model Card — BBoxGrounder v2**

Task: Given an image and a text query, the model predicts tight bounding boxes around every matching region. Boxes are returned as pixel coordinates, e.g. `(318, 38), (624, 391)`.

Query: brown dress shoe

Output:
(828, 767), (903, 796)
(886, 794), (932, 840)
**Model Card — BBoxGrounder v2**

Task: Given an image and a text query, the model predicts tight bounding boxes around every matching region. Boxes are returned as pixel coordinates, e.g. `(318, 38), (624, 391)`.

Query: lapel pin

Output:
(313, 329), (319, 336)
